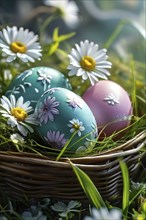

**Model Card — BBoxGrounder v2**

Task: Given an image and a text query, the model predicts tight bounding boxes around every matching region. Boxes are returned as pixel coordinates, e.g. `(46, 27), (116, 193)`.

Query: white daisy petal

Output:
(10, 95), (16, 108)
(6, 55), (16, 62)
(70, 128), (75, 133)
(88, 74), (97, 85)
(76, 68), (85, 76)
(20, 122), (34, 133)
(7, 116), (17, 128)
(68, 68), (79, 76)
(2, 48), (14, 55)
(1, 95), (12, 111)
(82, 72), (88, 80)
(93, 70), (108, 79)
(17, 123), (28, 136)
(3, 28), (11, 44)
(71, 48), (82, 61)
(96, 68), (111, 76)
(11, 26), (18, 42)
(21, 101), (31, 110)
(16, 96), (24, 107)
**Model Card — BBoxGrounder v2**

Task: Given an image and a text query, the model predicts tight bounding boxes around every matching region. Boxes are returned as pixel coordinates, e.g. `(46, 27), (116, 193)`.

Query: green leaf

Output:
(51, 201), (67, 212)
(58, 32), (76, 42)
(53, 27), (59, 42)
(67, 200), (81, 210)
(104, 20), (126, 49)
(56, 48), (68, 58)
(136, 95), (146, 104)
(48, 41), (59, 56)
(120, 160), (130, 220)
(53, 27), (75, 43)
(70, 161), (107, 209)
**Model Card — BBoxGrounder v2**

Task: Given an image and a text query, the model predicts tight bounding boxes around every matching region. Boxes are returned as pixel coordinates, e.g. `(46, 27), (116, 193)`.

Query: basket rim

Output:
(64, 130), (146, 161)
(0, 130), (145, 165)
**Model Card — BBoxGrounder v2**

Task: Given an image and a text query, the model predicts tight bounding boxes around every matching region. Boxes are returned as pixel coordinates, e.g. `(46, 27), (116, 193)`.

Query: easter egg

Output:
(82, 80), (133, 139)
(35, 88), (98, 153)
(5, 66), (72, 111)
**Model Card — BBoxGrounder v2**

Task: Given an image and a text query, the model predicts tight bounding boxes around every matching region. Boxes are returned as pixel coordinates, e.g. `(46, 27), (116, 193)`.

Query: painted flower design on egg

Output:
(38, 96), (60, 123)
(6, 70), (32, 95)
(45, 130), (67, 149)
(66, 95), (83, 109)
(91, 121), (98, 139)
(68, 118), (85, 136)
(21, 69), (33, 80)
(43, 88), (61, 96)
(103, 93), (119, 106)
(116, 114), (132, 122)
(37, 68), (52, 91)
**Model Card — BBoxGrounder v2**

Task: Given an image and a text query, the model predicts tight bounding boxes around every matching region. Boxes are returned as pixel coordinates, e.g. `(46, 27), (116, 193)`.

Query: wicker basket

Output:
(0, 130), (146, 205)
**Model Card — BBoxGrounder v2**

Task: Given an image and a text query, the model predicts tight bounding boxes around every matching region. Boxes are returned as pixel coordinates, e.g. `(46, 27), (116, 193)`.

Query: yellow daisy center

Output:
(80, 56), (96, 71)
(11, 107), (27, 121)
(10, 41), (27, 53)
(73, 123), (80, 130)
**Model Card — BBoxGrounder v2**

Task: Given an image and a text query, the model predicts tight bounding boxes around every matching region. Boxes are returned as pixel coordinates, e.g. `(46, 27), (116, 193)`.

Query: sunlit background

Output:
(0, 0), (145, 62)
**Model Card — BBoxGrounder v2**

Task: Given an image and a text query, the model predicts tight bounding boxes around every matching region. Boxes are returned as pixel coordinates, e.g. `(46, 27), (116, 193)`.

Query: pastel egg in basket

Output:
(35, 88), (98, 153)
(5, 66), (72, 110)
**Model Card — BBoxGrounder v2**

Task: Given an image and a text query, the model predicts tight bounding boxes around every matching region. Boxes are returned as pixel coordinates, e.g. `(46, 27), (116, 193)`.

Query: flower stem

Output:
(39, 14), (58, 43)
(104, 20), (126, 49)
(56, 131), (77, 161)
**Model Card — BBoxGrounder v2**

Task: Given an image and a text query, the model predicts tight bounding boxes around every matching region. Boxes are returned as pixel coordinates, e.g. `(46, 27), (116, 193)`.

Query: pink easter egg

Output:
(82, 80), (133, 140)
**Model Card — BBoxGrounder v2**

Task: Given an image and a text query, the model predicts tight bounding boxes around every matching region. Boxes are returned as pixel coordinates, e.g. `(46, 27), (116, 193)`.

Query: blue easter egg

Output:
(6, 66), (72, 110)
(35, 88), (98, 153)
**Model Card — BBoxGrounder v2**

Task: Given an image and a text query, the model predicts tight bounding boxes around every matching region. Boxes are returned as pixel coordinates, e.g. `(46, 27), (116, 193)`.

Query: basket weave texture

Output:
(0, 130), (146, 205)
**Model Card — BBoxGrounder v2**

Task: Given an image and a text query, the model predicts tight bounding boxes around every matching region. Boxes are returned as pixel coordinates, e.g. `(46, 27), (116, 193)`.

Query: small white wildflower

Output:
(0, 95), (38, 136)
(68, 40), (112, 85)
(68, 118), (85, 136)
(4, 69), (12, 81)
(10, 133), (25, 144)
(0, 26), (42, 63)
(44, 0), (80, 28)
(84, 207), (122, 220)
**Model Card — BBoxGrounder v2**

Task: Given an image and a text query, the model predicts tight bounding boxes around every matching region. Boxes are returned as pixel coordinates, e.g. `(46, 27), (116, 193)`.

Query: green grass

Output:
(0, 20), (146, 219)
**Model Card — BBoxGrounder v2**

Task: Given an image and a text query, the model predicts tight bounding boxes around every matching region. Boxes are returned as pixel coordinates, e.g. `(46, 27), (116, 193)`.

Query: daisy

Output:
(68, 40), (112, 85)
(84, 207), (122, 220)
(44, 0), (80, 28)
(10, 133), (25, 144)
(0, 26), (42, 63)
(0, 95), (38, 136)
(68, 118), (85, 136)
(45, 130), (67, 149)
(37, 96), (59, 124)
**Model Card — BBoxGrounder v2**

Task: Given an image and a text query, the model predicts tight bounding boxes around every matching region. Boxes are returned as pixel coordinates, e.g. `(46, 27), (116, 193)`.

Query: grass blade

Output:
(120, 160), (130, 220)
(56, 131), (77, 161)
(70, 160), (107, 209)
